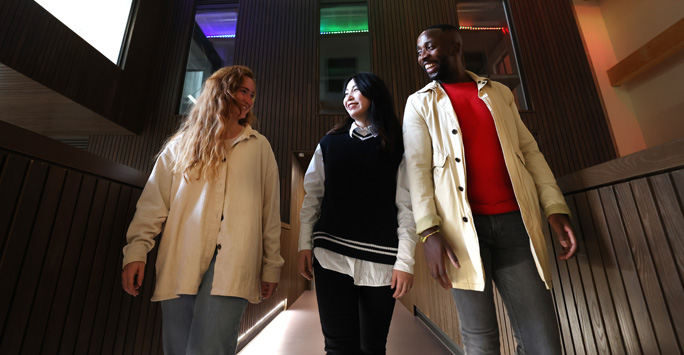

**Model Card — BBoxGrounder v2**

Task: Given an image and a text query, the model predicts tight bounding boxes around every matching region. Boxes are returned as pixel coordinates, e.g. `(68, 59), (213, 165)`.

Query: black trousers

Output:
(313, 259), (396, 355)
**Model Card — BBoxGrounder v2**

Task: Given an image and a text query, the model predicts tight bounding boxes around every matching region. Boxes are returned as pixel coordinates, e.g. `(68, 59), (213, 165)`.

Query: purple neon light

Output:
(196, 10), (238, 38)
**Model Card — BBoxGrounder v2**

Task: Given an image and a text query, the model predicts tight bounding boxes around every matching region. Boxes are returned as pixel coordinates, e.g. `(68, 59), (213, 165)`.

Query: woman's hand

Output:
(298, 250), (314, 280)
(122, 261), (145, 296)
(261, 282), (278, 299)
(391, 270), (414, 299)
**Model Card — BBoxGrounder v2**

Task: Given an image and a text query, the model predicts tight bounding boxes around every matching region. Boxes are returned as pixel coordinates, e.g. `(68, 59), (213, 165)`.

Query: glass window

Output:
(318, 1), (371, 114)
(179, 5), (238, 115)
(457, 0), (529, 109)
(34, 0), (134, 65)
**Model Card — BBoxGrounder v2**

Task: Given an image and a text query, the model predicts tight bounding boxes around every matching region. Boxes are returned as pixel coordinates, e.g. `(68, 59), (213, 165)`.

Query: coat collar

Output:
(417, 70), (489, 93)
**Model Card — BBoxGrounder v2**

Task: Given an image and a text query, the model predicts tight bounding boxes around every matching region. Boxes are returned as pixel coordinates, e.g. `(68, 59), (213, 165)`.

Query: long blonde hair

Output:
(163, 65), (257, 181)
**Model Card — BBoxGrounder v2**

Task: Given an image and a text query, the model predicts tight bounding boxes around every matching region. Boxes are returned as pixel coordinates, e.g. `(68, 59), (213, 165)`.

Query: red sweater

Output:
(442, 81), (519, 215)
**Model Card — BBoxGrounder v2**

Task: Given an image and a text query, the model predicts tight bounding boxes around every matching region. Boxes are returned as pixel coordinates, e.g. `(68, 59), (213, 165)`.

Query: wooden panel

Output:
(557, 138), (684, 195)
(0, 165), (64, 354)
(574, 192), (625, 355)
(0, 155), (29, 250)
(74, 184), (121, 354)
(19, 171), (83, 355)
(0, 0), (196, 134)
(588, 188), (642, 354)
(287, 153), (311, 306)
(0, 161), (49, 330)
(0, 120), (147, 188)
(527, 165), (684, 355)
(549, 197), (587, 355)
(607, 17), (684, 86)
(630, 177), (683, 353)
(0, 63), (130, 136)
(40, 174), (97, 352)
(87, 185), (133, 355)
(0, 141), (149, 354)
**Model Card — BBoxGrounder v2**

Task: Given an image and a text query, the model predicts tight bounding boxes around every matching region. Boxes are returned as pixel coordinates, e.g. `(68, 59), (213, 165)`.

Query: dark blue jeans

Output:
(451, 211), (561, 355)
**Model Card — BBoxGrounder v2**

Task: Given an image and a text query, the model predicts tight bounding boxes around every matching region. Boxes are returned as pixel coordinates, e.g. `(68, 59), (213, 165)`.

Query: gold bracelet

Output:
(420, 230), (440, 243)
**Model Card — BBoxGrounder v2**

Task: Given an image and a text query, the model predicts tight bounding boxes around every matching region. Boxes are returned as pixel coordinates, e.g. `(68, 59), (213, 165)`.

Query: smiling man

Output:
(402, 24), (578, 354)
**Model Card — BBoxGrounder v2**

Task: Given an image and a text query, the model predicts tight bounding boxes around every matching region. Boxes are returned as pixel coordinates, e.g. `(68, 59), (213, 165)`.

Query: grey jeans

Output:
(161, 252), (248, 355)
(451, 211), (562, 355)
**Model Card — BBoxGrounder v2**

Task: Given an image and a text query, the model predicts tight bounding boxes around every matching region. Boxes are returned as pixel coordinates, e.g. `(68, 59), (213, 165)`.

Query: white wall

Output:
(572, 0), (684, 155)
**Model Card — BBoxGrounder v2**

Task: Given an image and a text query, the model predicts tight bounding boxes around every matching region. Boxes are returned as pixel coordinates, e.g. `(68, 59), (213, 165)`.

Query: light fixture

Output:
(237, 300), (286, 342)
(320, 29), (369, 35)
(206, 34), (236, 38)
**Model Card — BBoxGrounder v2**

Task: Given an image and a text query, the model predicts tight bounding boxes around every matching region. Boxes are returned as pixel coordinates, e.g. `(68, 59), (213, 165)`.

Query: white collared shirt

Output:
(299, 123), (417, 286)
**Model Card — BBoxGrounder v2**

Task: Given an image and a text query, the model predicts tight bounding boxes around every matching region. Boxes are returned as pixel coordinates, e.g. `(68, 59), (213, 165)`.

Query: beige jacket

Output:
(403, 72), (569, 291)
(123, 125), (283, 303)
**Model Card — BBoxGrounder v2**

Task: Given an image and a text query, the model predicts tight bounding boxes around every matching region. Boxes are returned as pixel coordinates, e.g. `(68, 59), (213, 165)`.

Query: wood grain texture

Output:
(607, 17), (684, 86)
(0, 146), (160, 353)
(557, 138), (684, 194)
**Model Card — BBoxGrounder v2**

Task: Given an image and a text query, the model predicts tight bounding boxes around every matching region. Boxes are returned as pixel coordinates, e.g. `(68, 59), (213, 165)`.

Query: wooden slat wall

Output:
(543, 170), (684, 355)
(0, 0), (195, 134)
(508, 0), (616, 173)
(402, 139), (684, 354)
(0, 121), (302, 354)
(0, 126), (162, 354)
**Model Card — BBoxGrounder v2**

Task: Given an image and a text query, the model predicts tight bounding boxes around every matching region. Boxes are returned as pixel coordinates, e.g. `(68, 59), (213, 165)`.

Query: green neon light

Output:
(320, 30), (369, 35)
(320, 5), (369, 33)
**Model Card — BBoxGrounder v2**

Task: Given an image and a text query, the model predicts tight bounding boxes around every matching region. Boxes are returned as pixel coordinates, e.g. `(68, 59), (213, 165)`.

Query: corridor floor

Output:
(238, 291), (454, 355)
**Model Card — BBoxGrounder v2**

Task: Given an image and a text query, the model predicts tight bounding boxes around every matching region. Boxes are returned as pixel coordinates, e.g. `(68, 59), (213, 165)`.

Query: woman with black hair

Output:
(298, 72), (416, 355)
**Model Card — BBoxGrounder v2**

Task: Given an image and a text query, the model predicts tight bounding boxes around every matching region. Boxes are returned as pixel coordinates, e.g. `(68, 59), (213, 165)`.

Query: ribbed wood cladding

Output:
(545, 171), (684, 354)
(403, 139), (684, 354)
(0, 145), (161, 353)
(368, 0), (459, 131)
(507, 0), (616, 173)
(88, 114), (182, 175)
(0, 122), (300, 354)
(0, 0), (195, 134)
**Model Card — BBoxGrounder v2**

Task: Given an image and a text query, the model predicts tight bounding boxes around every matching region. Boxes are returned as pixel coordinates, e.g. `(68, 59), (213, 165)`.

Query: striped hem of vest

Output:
(312, 231), (398, 265)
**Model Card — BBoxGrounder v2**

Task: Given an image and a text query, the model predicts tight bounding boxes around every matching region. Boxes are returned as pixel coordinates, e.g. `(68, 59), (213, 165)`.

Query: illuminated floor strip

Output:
(238, 300), (286, 342)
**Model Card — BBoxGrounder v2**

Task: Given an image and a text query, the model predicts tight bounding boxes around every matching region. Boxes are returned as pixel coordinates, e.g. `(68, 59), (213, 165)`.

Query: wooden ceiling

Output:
(0, 63), (132, 138)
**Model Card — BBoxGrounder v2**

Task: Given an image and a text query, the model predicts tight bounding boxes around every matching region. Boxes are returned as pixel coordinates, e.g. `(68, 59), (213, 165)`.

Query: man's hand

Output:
(422, 228), (459, 290)
(390, 270), (413, 299)
(298, 250), (314, 280)
(122, 261), (145, 296)
(548, 213), (578, 260)
(261, 282), (278, 299)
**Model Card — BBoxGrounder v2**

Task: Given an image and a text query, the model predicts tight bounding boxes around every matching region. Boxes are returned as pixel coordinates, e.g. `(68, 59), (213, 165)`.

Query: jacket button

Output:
(463, 217), (468, 222)
(217, 244), (222, 250)
(455, 157), (461, 163)
(221, 214), (224, 221)
(222, 158), (227, 162)
(451, 129), (458, 135)
(458, 186), (464, 191)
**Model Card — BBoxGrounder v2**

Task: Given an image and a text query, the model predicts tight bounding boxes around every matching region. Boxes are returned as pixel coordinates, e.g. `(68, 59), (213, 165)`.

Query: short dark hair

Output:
(424, 24), (459, 32)
(328, 72), (402, 154)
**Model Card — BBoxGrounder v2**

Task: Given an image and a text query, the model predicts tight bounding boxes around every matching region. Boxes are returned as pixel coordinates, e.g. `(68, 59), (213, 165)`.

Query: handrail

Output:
(556, 138), (684, 194)
(0, 120), (148, 188)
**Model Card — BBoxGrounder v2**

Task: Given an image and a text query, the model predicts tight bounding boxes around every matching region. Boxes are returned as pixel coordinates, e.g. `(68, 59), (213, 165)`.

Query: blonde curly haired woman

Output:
(121, 65), (283, 355)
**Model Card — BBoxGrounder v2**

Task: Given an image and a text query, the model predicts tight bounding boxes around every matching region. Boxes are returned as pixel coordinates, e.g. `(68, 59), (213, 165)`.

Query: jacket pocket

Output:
(515, 151), (526, 166)
(432, 149), (448, 170)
